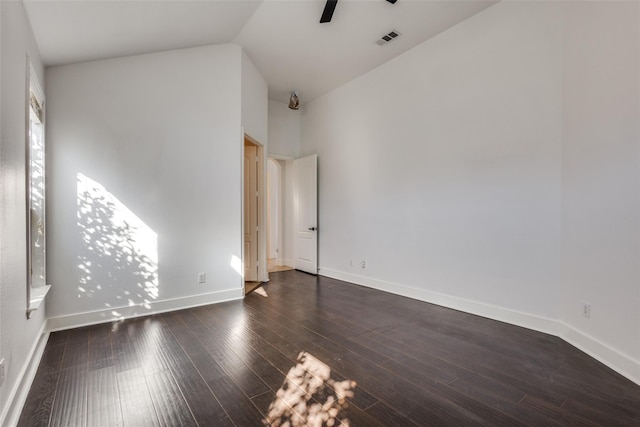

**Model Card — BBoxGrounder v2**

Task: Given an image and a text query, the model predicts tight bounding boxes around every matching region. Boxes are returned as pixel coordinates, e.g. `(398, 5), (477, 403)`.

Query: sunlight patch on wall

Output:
(265, 351), (356, 426)
(29, 116), (46, 289)
(231, 254), (243, 277)
(76, 173), (159, 313)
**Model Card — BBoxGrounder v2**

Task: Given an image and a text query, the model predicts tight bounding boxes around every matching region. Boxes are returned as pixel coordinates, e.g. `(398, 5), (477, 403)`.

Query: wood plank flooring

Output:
(267, 259), (294, 273)
(18, 270), (640, 426)
(244, 281), (262, 295)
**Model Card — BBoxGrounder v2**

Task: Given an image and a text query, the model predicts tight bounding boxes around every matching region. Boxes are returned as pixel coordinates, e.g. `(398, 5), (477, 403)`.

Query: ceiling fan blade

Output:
(320, 0), (338, 23)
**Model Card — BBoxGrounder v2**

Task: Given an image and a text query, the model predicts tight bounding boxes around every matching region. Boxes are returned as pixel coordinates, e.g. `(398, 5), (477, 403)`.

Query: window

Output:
(26, 62), (49, 317)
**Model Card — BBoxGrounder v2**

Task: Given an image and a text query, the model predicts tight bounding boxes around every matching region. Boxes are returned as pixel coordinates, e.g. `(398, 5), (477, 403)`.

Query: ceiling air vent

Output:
(376, 30), (400, 46)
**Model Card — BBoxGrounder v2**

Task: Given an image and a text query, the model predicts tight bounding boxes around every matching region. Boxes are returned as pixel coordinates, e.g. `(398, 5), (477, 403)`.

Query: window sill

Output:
(27, 285), (51, 318)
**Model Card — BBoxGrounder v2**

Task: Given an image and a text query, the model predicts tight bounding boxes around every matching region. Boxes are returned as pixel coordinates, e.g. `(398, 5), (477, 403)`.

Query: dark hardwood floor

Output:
(19, 271), (640, 426)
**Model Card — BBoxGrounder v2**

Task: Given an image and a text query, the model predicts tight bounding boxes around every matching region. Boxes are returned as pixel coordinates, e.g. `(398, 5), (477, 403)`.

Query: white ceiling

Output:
(24, 0), (497, 104)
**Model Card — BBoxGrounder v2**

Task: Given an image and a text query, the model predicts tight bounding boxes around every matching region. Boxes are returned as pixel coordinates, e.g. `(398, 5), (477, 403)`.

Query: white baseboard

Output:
(48, 288), (244, 331)
(0, 322), (49, 427)
(281, 258), (294, 268)
(319, 268), (561, 335)
(319, 267), (640, 386)
(559, 324), (640, 385)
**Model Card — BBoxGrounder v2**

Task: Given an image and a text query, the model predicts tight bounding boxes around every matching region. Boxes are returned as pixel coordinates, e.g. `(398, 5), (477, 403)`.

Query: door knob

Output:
(308, 227), (317, 231)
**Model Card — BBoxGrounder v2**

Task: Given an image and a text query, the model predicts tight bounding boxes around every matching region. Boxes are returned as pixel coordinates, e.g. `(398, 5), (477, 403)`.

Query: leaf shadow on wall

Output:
(76, 173), (159, 319)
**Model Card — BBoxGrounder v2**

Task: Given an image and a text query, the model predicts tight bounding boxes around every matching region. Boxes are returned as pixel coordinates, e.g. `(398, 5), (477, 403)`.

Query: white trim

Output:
(0, 322), (49, 427)
(319, 268), (560, 335)
(257, 141), (268, 283)
(319, 267), (640, 386)
(28, 63), (44, 106)
(559, 324), (640, 385)
(240, 126), (246, 284)
(27, 284), (52, 315)
(47, 288), (243, 332)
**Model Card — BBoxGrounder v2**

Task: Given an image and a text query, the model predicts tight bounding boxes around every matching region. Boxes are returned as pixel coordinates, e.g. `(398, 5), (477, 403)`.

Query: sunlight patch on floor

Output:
(264, 351), (356, 427)
(267, 258), (294, 273)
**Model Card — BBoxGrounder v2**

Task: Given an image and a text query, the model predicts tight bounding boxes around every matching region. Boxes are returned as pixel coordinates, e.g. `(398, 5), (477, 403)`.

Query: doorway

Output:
(267, 158), (280, 262)
(243, 135), (266, 294)
(266, 157), (296, 273)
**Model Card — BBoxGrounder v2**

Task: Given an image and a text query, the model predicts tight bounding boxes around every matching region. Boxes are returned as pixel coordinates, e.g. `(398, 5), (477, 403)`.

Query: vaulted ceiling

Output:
(24, 0), (497, 104)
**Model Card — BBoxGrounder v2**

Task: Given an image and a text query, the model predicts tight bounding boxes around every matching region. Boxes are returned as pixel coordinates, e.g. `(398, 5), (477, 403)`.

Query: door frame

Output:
(242, 133), (268, 287)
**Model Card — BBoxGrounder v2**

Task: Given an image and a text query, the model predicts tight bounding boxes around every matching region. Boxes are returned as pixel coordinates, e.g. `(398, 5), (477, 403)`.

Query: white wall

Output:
(560, 2), (640, 367)
(46, 44), (246, 327)
(240, 49), (269, 281)
(241, 50), (268, 145)
(267, 99), (301, 267)
(268, 99), (300, 158)
(303, 2), (562, 316)
(0, 2), (48, 424)
(301, 1), (640, 383)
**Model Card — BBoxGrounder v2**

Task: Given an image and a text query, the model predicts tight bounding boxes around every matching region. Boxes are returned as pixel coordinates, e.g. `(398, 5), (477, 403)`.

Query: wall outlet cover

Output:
(582, 302), (591, 319)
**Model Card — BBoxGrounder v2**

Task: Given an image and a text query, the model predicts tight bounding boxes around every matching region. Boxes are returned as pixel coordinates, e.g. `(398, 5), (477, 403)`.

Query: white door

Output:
(294, 154), (318, 274)
(244, 144), (258, 281)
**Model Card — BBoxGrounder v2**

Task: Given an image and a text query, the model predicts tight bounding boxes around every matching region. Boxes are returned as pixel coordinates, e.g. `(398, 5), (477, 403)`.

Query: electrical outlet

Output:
(360, 260), (366, 269)
(0, 358), (5, 386)
(582, 302), (591, 319)
(198, 273), (206, 284)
